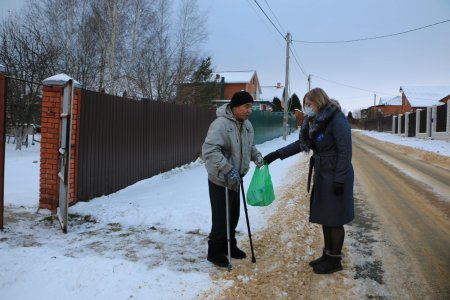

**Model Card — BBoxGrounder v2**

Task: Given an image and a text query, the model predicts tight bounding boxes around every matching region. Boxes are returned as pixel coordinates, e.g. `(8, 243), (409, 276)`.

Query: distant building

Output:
(176, 70), (262, 105)
(210, 70), (261, 101)
(367, 96), (402, 119)
(399, 86), (450, 113)
(260, 83), (284, 102)
(365, 86), (450, 119)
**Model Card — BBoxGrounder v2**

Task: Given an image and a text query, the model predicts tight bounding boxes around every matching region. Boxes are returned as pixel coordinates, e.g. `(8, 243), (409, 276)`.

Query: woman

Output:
(263, 87), (354, 274)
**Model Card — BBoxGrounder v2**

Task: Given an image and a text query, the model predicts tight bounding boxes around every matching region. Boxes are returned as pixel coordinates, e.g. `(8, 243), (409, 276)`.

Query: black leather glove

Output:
(333, 182), (344, 196)
(263, 151), (280, 165)
(226, 167), (241, 184)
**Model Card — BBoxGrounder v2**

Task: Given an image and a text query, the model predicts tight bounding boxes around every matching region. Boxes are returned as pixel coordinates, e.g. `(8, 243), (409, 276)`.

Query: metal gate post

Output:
(57, 80), (75, 233)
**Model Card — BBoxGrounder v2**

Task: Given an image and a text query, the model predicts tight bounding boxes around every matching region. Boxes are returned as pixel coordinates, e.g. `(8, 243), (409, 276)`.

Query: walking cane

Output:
(224, 179), (233, 271)
(240, 180), (256, 263)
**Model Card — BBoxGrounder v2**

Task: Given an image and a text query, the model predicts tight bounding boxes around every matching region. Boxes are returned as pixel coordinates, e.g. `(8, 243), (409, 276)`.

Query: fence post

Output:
(404, 112), (410, 137)
(426, 107), (432, 138)
(397, 114), (402, 136)
(445, 103), (450, 141)
(392, 115), (397, 134)
(39, 74), (81, 213)
(415, 109), (422, 137)
(0, 65), (6, 230)
(431, 105), (438, 138)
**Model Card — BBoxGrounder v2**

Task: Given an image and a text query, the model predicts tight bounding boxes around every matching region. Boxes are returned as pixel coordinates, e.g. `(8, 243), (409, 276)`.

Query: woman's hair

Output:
(303, 87), (331, 109)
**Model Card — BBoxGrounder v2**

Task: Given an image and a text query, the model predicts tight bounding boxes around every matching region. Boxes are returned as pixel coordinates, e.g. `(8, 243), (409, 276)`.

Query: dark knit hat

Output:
(229, 91), (254, 109)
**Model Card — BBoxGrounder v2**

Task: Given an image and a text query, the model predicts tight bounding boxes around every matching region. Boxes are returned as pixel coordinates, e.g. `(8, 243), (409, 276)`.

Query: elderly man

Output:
(202, 91), (263, 268)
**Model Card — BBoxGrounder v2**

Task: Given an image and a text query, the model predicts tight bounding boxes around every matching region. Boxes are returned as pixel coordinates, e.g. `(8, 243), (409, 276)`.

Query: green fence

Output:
(249, 111), (297, 144)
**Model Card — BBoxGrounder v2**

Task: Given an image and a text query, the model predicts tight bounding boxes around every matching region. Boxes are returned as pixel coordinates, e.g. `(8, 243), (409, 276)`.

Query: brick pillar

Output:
(69, 89), (80, 206)
(39, 76), (81, 212)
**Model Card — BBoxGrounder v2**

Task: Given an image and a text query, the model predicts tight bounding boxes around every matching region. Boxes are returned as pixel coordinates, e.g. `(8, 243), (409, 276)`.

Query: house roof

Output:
(379, 96), (401, 106)
(211, 71), (256, 84)
(260, 85), (284, 102)
(400, 86), (450, 107)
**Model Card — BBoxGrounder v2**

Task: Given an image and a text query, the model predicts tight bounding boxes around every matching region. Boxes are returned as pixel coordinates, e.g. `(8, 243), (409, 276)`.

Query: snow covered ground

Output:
(1, 130), (449, 299)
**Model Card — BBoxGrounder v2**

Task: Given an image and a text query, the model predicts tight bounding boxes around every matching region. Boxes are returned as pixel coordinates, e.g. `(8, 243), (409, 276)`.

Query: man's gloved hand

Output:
(226, 168), (241, 184)
(255, 156), (264, 168)
(263, 151), (280, 165)
(333, 182), (344, 195)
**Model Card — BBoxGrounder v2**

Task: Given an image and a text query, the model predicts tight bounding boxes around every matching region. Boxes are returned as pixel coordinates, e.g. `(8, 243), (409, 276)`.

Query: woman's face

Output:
(304, 97), (319, 113)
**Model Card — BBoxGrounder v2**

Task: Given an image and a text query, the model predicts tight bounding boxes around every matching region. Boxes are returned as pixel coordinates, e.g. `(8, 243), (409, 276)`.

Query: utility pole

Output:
(282, 32), (291, 140)
(374, 94), (376, 106)
(308, 74), (311, 91)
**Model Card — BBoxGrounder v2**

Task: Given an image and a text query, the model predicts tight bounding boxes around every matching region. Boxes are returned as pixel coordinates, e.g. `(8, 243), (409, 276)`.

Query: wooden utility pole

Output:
(282, 32), (291, 140)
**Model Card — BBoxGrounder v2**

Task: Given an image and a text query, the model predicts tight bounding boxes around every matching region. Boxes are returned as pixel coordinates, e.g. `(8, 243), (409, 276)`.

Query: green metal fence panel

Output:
(249, 111), (297, 144)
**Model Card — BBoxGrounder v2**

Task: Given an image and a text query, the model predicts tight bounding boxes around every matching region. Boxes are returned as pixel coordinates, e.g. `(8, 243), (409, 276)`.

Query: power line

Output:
(247, 1), (402, 99)
(312, 74), (397, 96)
(262, 0), (286, 34)
(246, 0), (285, 49)
(289, 45), (308, 78)
(292, 19), (450, 44)
(252, 0), (285, 38)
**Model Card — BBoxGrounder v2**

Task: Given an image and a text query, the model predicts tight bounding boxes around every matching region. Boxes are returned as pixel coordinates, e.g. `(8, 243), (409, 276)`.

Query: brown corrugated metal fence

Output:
(77, 89), (215, 201)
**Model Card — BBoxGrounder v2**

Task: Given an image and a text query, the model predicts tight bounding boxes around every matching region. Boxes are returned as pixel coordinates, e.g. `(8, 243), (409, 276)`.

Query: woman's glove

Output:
(263, 151), (280, 165)
(333, 182), (344, 195)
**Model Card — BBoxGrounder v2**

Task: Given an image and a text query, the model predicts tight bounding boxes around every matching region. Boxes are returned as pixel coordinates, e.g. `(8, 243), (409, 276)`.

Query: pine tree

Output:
(289, 93), (302, 111)
(192, 57), (212, 82)
(272, 97), (282, 112)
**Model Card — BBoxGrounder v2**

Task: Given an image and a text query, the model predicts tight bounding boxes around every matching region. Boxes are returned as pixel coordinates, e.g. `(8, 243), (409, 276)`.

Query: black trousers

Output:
(208, 180), (240, 242)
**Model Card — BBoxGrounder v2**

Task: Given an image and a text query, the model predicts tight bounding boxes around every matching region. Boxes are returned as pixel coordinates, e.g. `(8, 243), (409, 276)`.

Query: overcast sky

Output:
(197, 0), (450, 112)
(2, 0), (450, 112)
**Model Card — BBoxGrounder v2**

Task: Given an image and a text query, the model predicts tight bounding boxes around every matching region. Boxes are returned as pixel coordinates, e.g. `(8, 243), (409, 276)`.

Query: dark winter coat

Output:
(277, 105), (354, 226)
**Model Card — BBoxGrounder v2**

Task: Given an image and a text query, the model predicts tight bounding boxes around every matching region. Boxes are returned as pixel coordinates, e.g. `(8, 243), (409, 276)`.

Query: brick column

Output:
(39, 76), (81, 212)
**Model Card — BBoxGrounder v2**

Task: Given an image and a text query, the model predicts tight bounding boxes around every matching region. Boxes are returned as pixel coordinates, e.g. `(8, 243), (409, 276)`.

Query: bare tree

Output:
(27, 0), (101, 89)
(136, 0), (207, 101)
(2, 0), (208, 106)
(0, 14), (59, 149)
(121, 0), (156, 99)
(87, 0), (128, 95)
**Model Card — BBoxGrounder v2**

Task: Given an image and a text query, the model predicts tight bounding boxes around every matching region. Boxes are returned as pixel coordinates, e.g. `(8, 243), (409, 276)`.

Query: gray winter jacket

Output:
(202, 104), (262, 191)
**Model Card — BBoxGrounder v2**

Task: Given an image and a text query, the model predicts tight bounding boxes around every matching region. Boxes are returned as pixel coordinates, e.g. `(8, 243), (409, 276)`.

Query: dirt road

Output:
(200, 132), (450, 299)
(351, 132), (450, 299)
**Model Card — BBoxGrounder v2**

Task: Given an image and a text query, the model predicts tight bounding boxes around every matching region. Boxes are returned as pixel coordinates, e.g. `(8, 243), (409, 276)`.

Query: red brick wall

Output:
(224, 83), (247, 99)
(402, 94), (412, 113)
(39, 85), (80, 212)
(222, 74), (260, 100)
(367, 105), (403, 119)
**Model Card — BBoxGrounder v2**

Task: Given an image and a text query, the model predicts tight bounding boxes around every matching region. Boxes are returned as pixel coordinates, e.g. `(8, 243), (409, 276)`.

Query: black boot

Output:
(225, 239), (247, 259)
(308, 249), (328, 267)
(313, 252), (343, 274)
(207, 240), (229, 268)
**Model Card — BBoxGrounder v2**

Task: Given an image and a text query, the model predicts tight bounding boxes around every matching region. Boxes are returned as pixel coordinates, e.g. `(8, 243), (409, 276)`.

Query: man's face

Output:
(232, 103), (253, 121)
